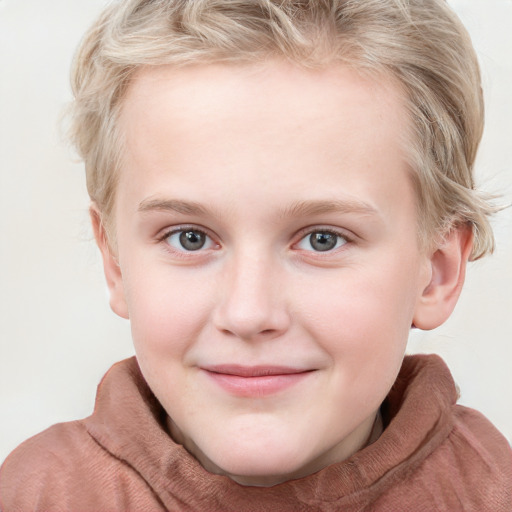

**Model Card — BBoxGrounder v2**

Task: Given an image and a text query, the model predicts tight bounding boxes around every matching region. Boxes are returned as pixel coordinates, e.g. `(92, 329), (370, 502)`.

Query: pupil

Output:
(180, 230), (205, 251)
(310, 232), (337, 251)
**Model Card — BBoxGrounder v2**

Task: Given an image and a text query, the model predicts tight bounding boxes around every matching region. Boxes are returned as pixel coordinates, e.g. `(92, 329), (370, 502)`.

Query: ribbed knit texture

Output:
(1, 354), (511, 511)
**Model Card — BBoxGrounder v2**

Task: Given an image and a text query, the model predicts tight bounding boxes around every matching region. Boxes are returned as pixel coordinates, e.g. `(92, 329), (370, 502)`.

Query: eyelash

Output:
(157, 226), (353, 257)
(158, 226), (218, 258)
(294, 227), (352, 254)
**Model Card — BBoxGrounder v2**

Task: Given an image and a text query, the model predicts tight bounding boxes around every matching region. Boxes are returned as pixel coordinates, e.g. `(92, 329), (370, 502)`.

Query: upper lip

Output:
(201, 365), (313, 377)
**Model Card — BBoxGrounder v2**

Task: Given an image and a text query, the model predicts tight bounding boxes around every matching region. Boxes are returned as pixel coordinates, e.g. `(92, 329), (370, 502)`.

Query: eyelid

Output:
(292, 226), (354, 252)
(155, 224), (354, 255)
(158, 225), (220, 254)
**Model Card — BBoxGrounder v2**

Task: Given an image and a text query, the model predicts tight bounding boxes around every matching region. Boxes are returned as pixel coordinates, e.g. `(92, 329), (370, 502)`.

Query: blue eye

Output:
(165, 229), (215, 252)
(297, 231), (347, 252)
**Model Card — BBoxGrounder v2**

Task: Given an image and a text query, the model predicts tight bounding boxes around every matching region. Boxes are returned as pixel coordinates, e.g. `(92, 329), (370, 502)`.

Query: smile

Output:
(201, 365), (315, 397)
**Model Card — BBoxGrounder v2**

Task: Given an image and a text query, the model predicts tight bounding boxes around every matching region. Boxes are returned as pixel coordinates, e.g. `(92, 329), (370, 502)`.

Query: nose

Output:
(213, 253), (291, 341)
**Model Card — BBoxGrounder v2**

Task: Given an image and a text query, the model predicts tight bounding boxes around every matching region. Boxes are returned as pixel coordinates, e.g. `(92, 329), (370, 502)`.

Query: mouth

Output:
(201, 365), (315, 397)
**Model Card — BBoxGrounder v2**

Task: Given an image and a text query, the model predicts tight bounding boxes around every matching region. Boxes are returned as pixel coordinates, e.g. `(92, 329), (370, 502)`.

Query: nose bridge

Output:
(214, 247), (289, 340)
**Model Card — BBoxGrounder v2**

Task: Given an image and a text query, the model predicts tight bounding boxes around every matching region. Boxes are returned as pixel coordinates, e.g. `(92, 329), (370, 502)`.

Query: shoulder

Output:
(1, 420), (91, 483)
(421, 405), (511, 511)
(0, 420), (162, 511)
(1, 421), (105, 510)
(448, 406), (512, 484)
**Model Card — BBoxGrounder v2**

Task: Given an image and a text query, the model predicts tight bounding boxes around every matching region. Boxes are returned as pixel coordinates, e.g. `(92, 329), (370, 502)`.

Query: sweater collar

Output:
(84, 354), (457, 509)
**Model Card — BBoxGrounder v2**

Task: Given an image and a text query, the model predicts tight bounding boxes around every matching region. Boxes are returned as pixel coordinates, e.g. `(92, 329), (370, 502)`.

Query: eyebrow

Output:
(279, 199), (380, 219)
(138, 197), (380, 220)
(138, 198), (209, 216)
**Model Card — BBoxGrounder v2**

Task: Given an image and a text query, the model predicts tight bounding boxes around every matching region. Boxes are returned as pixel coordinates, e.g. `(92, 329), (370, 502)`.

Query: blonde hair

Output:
(69, 0), (496, 259)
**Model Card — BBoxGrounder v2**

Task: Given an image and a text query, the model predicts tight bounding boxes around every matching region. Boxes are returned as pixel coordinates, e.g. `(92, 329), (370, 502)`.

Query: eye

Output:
(296, 230), (348, 252)
(165, 229), (215, 252)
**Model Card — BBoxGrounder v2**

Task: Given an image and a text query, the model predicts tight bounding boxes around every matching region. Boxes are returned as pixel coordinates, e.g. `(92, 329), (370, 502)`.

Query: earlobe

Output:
(412, 224), (473, 330)
(90, 205), (130, 319)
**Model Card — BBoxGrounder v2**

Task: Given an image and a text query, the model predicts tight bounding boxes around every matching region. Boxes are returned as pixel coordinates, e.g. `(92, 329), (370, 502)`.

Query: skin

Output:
(92, 61), (472, 486)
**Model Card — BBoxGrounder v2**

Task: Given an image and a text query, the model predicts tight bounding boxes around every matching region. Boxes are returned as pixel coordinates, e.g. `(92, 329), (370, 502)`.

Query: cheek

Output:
(122, 265), (215, 356)
(297, 258), (420, 356)
(300, 264), (417, 411)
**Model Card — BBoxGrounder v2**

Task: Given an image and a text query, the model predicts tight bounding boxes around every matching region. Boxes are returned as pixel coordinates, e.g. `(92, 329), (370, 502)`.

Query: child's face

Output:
(107, 61), (433, 486)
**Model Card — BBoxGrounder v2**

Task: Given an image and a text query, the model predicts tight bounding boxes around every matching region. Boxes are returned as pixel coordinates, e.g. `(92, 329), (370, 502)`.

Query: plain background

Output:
(1, 0), (511, 464)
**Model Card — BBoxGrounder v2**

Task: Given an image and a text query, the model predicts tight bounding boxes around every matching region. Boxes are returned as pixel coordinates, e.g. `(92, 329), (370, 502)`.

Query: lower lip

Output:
(203, 371), (312, 397)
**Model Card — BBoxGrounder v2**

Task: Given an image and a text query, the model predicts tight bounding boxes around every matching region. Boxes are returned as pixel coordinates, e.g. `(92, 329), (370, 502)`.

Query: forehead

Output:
(121, 61), (408, 153)
(116, 61), (413, 227)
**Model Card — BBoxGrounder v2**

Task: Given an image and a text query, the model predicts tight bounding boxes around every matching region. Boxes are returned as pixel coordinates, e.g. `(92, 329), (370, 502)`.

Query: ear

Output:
(413, 224), (473, 330)
(90, 204), (129, 319)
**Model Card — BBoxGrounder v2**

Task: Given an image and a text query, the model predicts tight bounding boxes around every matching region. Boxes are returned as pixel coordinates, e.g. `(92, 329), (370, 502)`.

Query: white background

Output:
(1, 0), (511, 463)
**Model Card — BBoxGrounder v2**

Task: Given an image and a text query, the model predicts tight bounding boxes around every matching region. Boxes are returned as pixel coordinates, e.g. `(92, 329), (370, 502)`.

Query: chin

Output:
(202, 441), (317, 487)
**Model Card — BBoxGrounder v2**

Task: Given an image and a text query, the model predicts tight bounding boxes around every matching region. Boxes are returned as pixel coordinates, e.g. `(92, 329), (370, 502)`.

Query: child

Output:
(1, 0), (511, 510)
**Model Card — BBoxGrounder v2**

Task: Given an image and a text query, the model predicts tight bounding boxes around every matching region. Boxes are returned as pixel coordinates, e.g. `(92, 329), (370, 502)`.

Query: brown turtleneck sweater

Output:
(1, 354), (511, 511)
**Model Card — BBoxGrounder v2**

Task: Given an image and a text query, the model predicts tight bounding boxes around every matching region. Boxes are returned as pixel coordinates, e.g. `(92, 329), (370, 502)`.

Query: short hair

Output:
(69, 0), (496, 259)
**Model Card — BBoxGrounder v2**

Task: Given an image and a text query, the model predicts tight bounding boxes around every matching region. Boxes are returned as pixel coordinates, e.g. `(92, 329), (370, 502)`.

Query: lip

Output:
(201, 365), (315, 397)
